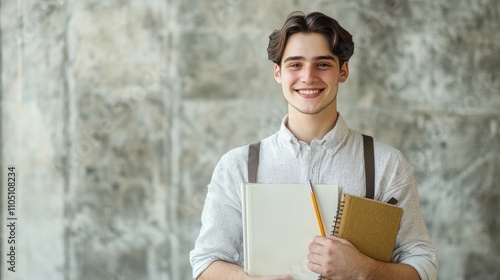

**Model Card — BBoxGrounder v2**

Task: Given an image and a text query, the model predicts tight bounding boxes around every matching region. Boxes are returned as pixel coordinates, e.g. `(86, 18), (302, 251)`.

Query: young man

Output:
(190, 11), (437, 280)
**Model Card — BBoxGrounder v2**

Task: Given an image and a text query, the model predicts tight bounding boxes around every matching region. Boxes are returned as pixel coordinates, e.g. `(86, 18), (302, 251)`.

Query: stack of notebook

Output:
(242, 183), (403, 278)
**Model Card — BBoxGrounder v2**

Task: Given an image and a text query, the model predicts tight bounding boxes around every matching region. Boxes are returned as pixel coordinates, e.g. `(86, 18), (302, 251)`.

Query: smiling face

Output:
(274, 32), (349, 118)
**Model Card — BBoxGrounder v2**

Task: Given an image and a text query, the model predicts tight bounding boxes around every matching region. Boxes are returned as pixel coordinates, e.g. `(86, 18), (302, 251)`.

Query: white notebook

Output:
(242, 183), (339, 279)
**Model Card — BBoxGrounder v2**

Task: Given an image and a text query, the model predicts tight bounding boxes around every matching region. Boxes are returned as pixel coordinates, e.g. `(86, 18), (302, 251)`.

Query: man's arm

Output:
(308, 236), (420, 280)
(197, 261), (251, 280)
(198, 261), (294, 280)
(367, 260), (420, 280)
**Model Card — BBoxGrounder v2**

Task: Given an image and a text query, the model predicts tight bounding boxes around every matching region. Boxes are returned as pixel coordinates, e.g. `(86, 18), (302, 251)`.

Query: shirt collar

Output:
(277, 113), (350, 156)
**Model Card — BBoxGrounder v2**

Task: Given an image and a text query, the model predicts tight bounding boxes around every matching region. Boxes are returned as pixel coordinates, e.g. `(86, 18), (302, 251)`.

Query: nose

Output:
(301, 65), (317, 84)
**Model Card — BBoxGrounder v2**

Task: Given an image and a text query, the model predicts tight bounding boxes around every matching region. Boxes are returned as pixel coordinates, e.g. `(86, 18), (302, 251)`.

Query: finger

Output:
(311, 236), (337, 250)
(312, 235), (328, 244)
(314, 235), (351, 247)
(326, 235), (351, 245)
(310, 236), (332, 251)
(308, 251), (330, 274)
(307, 260), (323, 275)
(308, 241), (324, 254)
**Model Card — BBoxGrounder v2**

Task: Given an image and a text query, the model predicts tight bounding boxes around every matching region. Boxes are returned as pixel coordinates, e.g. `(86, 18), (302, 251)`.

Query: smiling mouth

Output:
(295, 89), (323, 95)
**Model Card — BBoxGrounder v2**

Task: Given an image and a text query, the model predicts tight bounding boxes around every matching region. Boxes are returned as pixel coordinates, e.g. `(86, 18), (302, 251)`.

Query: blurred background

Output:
(0, 0), (499, 279)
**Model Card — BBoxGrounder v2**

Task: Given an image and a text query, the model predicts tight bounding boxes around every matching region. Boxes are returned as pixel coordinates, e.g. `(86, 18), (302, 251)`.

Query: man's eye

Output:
(318, 63), (331, 67)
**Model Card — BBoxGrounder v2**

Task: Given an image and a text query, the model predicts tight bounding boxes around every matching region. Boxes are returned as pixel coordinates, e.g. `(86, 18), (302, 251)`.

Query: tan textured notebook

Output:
(332, 194), (403, 262)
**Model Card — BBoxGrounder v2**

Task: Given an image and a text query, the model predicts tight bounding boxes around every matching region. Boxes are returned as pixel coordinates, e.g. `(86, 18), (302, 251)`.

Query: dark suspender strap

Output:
(248, 142), (261, 183)
(362, 134), (375, 199)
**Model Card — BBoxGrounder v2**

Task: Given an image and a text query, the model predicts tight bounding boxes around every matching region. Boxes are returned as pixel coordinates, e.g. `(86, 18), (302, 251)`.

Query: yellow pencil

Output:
(308, 179), (326, 237)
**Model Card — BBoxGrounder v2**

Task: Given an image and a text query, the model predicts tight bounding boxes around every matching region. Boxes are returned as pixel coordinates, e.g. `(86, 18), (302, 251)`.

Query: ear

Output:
(274, 64), (282, 84)
(339, 61), (349, 83)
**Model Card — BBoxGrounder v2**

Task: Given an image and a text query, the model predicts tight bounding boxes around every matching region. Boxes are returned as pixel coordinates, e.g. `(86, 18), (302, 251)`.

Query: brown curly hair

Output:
(267, 11), (354, 67)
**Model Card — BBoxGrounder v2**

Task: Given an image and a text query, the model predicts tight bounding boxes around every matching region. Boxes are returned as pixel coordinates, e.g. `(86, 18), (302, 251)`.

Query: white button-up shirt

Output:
(190, 114), (437, 279)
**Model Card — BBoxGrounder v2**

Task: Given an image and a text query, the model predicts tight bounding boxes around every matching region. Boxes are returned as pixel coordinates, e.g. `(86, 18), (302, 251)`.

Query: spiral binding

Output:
(330, 195), (346, 236)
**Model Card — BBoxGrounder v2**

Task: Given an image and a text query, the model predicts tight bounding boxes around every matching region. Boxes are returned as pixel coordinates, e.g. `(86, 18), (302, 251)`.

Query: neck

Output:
(286, 107), (339, 144)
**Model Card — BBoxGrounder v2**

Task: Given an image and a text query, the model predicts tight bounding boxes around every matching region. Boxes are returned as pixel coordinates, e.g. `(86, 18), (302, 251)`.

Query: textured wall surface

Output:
(1, 0), (499, 279)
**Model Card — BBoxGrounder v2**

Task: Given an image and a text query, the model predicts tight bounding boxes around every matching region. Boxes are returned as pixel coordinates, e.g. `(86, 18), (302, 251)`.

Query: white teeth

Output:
(297, 89), (320, 95)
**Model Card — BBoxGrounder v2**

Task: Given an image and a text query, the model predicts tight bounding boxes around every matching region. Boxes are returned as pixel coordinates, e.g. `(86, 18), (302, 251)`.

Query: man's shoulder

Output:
(369, 136), (410, 170)
(372, 138), (403, 157)
(217, 145), (248, 167)
(218, 132), (278, 164)
(346, 128), (400, 152)
(347, 128), (406, 163)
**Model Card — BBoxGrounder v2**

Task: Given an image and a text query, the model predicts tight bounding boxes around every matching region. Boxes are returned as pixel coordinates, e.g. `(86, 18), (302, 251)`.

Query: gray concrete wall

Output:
(0, 0), (499, 279)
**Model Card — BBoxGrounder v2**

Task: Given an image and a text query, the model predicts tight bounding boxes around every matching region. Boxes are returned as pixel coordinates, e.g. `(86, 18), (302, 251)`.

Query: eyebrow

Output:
(283, 55), (337, 63)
